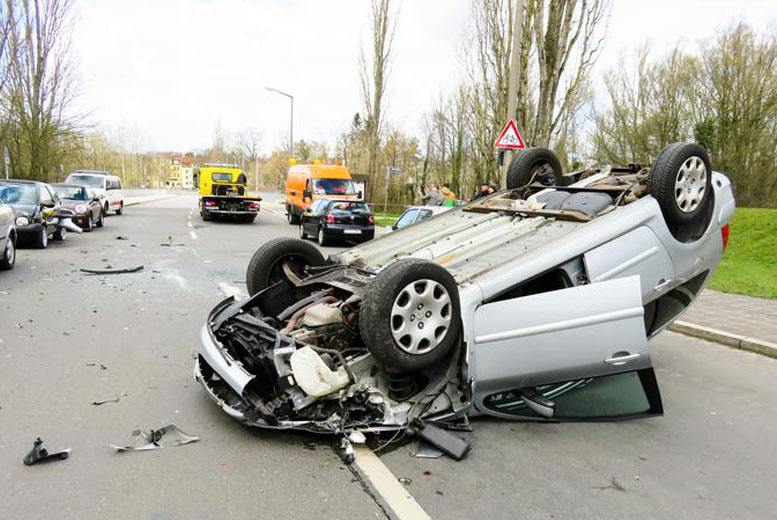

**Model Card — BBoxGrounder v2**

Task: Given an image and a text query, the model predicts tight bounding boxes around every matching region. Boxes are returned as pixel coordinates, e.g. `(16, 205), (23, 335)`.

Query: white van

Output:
(65, 171), (125, 215)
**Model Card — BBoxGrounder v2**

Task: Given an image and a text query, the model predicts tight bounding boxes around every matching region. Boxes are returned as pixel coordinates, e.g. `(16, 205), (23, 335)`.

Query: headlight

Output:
(15, 216), (29, 226)
(75, 204), (87, 214)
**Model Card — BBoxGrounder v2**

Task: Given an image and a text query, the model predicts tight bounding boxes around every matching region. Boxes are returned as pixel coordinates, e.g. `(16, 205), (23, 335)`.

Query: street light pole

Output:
(265, 86), (294, 162)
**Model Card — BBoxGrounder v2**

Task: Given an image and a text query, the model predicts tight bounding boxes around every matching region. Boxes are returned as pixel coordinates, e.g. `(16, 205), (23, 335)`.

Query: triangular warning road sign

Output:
(494, 119), (526, 149)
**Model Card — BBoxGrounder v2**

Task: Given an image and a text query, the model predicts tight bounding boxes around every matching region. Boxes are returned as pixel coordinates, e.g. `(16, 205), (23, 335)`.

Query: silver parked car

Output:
(195, 142), (734, 453)
(0, 196), (17, 270)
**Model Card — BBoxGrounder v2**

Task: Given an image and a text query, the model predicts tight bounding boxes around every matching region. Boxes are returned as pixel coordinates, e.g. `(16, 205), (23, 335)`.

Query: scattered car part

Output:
(245, 237), (326, 296)
(506, 147), (563, 189)
(23, 438), (70, 465)
(359, 258), (461, 371)
(409, 420), (470, 461)
(110, 424), (199, 452)
(92, 394), (127, 406)
(410, 440), (444, 459)
(80, 265), (144, 275)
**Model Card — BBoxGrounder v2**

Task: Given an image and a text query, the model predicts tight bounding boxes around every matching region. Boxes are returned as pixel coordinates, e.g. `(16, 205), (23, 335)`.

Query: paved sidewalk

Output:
(678, 289), (777, 345)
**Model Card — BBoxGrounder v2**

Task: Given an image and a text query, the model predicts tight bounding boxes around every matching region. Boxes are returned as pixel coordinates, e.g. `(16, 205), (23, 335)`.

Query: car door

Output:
(394, 209), (419, 230)
(471, 275), (662, 421)
(38, 185), (57, 232)
(303, 199), (322, 235)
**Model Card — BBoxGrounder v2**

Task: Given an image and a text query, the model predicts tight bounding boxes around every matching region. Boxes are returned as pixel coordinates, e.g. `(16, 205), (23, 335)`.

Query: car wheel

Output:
(287, 209), (301, 225)
(84, 215), (93, 232)
(104, 202), (110, 216)
(506, 147), (563, 189)
(34, 226), (48, 249)
(54, 226), (67, 241)
(116, 202), (124, 215)
(0, 236), (15, 270)
(245, 237), (327, 296)
(648, 142), (713, 227)
(317, 227), (329, 246)
(299, 224), (307, 239)
(96, 210), (104, 228)
(359, 258), (461, 371)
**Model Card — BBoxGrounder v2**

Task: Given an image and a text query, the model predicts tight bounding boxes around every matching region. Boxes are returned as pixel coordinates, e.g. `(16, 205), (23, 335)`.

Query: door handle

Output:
(654, 278), (673, 291)
(604, 353), (640, 366)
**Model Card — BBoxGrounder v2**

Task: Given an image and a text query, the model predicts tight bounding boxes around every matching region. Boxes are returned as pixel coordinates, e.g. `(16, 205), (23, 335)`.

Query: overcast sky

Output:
(72, 0), (777, 153)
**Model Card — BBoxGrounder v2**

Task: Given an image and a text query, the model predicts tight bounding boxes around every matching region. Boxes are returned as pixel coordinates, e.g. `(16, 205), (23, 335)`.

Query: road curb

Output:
(669, 320), (777, 360)
(124, 194), (178, 207)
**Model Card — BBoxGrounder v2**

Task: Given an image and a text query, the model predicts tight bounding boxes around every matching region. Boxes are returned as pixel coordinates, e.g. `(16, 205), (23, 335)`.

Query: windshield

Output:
(54, 186), (87, 200)
(0, 183), (37, 205)
(329, 201), (370, 213)
(66, 174), (104, 189)
(312, 178), (356, 195)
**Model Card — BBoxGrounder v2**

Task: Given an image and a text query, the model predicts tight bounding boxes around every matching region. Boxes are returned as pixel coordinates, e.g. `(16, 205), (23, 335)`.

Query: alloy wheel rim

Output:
(674, 156), (707, 213)
(390, 279), (452, 354)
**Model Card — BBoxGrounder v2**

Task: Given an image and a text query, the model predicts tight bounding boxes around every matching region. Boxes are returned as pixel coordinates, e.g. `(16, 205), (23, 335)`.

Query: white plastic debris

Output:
(289, 346), (350, 397)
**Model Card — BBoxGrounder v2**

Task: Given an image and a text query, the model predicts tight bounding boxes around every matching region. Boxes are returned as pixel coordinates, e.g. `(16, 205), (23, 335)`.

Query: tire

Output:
(0, 235), (15, 270)
(299, 224), (308, 239)
(359, 258), (461, 371)
(96, 210), (105, 228)
(317, 227), (329, 246)
(648, 142), (713, 227)
(34, 226), (48, 249)
(54, 226), (67, 241)
(84, 214), (93, 232)
(104, 202), (110, 216)
(245, 237), (326, 296)
(506, 147), (563, 189)
(287, 206), (301, 225)
(116, 202), (124, 215)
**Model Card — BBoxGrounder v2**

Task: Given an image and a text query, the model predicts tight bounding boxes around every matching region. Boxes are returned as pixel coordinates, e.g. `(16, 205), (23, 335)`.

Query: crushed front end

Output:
(195, 270), (466, 435)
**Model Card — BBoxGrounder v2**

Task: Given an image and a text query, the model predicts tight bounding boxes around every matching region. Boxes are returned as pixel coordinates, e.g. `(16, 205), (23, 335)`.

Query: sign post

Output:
(383, 165), (404, 213)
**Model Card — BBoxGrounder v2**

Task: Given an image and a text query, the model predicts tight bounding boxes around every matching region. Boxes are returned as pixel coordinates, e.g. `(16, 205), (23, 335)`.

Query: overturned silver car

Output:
(195, 142), (734, 447)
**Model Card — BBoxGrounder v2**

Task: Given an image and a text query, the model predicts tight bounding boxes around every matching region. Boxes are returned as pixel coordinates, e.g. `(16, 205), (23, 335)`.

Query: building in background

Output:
(181, 155), (196, 190)
(166, 154), (182, 189)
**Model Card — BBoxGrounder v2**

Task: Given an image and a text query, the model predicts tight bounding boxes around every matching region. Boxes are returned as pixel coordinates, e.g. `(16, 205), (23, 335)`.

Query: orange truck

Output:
(285, 163), (361, 224)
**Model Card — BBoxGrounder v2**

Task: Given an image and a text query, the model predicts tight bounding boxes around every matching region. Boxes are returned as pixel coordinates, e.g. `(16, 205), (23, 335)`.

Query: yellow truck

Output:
(197, 164), (262, 223)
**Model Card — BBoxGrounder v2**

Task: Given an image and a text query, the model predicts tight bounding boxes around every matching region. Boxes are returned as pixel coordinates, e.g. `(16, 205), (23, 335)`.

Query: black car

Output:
(52, 184), (104, 231)
(0, 179), (66, 248)
(298, 199), (375, 246)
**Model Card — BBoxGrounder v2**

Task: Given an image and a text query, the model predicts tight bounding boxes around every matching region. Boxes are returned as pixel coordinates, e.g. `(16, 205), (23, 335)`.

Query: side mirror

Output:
(357, 191), (363, 199)
(290, 190), (296, 196)
(303, 189), (312, 199)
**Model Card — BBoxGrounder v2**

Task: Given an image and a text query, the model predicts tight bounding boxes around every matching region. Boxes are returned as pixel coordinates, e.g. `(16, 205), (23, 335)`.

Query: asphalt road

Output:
(1, 192), (775, 520)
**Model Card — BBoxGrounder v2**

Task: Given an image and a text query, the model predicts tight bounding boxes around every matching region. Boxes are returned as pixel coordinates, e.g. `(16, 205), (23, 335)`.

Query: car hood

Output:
(10, 204), (36, 217)
(59, 199), (87, 211)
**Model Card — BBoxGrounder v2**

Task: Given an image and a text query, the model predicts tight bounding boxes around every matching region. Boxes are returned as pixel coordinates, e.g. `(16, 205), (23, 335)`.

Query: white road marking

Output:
(218, 282), (246, 300)
(189, 247), (201, 259)
(187, 221), (193, 228)
(190, 230), (198, 240)
(353, 446), (431, 520)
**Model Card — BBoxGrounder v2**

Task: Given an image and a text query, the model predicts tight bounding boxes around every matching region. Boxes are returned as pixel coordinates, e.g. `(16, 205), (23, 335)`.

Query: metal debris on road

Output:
(80, 265), (144, 275)
(110, 424), (199, 452)
(23, 438), (70, 466)
(92, 393), (127, 406)
(410, 440), (444, 459)
(115, 236), (129, 240)
(161, 236), (185, 247)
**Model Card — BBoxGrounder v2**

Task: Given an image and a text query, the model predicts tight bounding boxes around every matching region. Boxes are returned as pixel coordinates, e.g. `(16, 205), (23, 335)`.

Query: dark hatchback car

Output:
(298, 198), (375, 246)
(0, 179), (65, 248)
(52, 184), (104, 231)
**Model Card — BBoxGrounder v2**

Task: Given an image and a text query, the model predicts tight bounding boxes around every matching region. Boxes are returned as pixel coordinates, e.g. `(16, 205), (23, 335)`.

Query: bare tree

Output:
(1, 0), (79, 180)
(359, 0), (397, 200)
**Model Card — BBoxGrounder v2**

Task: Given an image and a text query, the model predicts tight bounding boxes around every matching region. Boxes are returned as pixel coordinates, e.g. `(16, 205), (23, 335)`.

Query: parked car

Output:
(64, 170), (124, 216)
(392, 205), (452, 231)
(298, 198), (375, 246)
(195, 143), (734, 452)
(52, 184), (104, 231)
(0, 179), (82, 248)
(0, 196), (16, 270)
(285, 163), (360, 224)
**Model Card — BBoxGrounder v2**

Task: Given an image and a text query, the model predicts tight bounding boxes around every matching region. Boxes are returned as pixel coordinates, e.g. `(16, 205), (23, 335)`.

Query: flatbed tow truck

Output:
(197, 164), (261, 223)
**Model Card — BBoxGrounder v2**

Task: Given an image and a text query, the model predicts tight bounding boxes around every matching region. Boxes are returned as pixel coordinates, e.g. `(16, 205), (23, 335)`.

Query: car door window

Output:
(39, 186), (53, 205)
(417, 210), (433, 223)
(395, 209), (418, 229)
(483, 368), (662, 420)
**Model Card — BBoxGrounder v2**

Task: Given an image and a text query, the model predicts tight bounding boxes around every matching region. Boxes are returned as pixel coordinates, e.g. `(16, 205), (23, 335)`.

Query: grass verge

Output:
(709, 207), (777, 300)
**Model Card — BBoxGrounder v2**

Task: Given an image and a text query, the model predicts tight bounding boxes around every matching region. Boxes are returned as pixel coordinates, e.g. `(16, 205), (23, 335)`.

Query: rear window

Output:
(54, 186), (87, 200)
(312, 178), (355, 195)
(212, 173), (233, 181)
(67, 174), (104, 189)
(329, 201), (370, 213)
